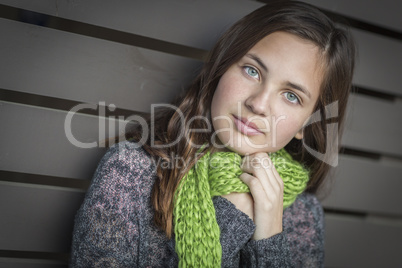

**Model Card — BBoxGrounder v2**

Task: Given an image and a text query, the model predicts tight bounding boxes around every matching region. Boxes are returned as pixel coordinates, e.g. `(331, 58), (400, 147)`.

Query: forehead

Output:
(249, 31), (324, 70)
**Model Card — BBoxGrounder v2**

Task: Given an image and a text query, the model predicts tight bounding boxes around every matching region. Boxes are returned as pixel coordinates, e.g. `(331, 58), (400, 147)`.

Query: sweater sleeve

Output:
(213, 196), (256, 266)
(214, 192), (324, 267)
(70, 142), (157, 267)
(240, 193), (325, 267)
(213, 196), (292, 267)
(283, 193), (325, 267)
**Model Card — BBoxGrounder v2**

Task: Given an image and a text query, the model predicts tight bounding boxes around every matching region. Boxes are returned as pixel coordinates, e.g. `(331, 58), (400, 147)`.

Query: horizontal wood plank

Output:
(325, 214), (402, 267)
(0, 18), (200, 112)
(0, 101), (108, 180)
(301, 0), (402, 32)
(351, 29), (402, 97)
(342, 93), (402, 157)
(0, 259), (66, 268)
(1, 1), (401, 97)
(322, 155), (402, 216)
(0, 0), (262, 50)
(0, 183), (85, 252)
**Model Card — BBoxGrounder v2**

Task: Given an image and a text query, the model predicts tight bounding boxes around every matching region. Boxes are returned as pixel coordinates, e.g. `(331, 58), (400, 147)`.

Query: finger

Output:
(239, 172), (267, 202)
(241, 153), (274, 174)
(242, 158), (274, 198)
(271, 163), (284, 188)
(256, 153), (284, 193)
(241, 153), (281, 195)
(266, 158), (284, 194)
(240, 172), (281, 213)
(240, 156), (280, 202)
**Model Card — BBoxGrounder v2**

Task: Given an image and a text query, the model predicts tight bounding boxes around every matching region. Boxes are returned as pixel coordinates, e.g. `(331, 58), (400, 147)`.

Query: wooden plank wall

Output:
(0, 0), (401, 267)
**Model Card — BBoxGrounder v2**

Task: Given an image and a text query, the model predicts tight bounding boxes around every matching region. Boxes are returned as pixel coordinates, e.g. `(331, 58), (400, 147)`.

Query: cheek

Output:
(274, 114), (306, 137)
(210, 88), (222, 121)
(212, 70), (245, 101)
(211, 77), (235, 118)
(210, 83), (227, 133)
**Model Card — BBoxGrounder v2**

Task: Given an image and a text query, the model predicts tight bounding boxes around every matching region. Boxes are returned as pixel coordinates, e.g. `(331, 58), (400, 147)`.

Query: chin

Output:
(213, 134), (287, 155)
(223, 144), (273, 156)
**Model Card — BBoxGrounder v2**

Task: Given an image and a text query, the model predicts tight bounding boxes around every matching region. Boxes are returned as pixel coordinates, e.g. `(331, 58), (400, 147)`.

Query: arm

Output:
(283, 193), (325, 267)
(70, 201), (140, 267)
(217, 152), (291, 267)
(222, 153), (324, 267)
(240, 193), (324, 267)
(212, 196), (256, 266)
(70, 142), (154, 267)
(218, 191), (292, 267)
(213, 195), (292, 267)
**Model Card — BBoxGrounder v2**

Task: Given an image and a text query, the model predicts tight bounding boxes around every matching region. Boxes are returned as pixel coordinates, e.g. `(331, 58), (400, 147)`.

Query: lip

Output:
(233, 115), (264, 136)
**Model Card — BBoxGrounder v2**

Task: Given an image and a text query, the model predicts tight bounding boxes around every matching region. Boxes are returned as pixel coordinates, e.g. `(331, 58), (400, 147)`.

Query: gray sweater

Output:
(70, 141), (324, 267)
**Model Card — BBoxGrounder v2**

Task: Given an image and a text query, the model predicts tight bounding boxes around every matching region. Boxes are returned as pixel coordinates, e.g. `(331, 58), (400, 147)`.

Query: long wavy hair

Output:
(127, 0), (355, 237)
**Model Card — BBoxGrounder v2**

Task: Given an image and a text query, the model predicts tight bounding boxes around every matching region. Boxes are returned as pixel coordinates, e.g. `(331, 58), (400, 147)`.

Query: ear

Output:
(295, 129), (303, 140)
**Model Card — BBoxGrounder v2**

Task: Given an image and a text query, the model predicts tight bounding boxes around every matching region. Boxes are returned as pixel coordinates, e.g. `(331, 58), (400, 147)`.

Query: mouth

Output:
(232, 115), (264, 136)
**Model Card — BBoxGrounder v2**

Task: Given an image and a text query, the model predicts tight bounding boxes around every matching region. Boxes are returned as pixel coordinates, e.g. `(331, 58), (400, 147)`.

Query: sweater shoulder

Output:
(284, 192), (324, 226)
(71, 142), (167, 267)
(85, 141), (158, 207)
(97, 140), (156, 176)
(292, 192), (323, 214)
(305, 192), (324, 220)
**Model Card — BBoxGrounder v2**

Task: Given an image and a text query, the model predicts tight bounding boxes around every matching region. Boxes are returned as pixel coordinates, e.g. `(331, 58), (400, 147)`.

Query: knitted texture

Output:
(173, 149), (310, 267)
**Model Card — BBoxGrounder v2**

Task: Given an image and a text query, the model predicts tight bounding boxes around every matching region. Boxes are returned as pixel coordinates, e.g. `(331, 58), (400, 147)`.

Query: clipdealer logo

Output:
(64, 101), (340, 166)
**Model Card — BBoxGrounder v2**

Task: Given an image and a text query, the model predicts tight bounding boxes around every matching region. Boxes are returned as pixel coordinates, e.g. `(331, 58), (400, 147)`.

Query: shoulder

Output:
(284, 192), (324, 226)
(86, 141), (158, 205)
(96, 140), (155, 176)
(288, 192), (324, 217)
(71, 142), (163, 266)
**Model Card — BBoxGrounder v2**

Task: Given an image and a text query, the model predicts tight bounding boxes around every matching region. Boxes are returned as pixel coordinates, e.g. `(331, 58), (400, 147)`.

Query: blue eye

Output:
(284, 92), (300, 104)
(244, 66), (259, 79)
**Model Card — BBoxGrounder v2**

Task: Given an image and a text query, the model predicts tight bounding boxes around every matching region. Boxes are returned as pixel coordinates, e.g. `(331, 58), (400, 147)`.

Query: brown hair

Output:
(127, 0), (355, 237)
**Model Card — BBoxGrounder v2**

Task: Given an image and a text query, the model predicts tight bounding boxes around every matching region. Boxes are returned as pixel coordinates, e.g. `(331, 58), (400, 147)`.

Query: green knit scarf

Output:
(173, 149), (310, 267)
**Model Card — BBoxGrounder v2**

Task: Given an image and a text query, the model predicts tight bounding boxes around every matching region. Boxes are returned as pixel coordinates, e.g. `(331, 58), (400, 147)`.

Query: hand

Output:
(240, 152), (284, 240)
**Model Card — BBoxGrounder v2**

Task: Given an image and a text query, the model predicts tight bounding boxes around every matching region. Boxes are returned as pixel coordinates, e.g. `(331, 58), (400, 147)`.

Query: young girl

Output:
(70, 1), (355, 267)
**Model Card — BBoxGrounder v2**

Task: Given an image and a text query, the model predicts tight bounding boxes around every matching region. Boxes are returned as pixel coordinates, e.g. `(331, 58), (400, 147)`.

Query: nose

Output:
(245, 88), (270, 116)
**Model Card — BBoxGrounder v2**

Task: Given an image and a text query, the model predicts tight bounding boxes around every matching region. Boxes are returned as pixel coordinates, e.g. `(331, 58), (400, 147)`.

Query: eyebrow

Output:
(245, 53), (312, 99)
(286, 82), (311, 99)
(245, 53), (268, 72)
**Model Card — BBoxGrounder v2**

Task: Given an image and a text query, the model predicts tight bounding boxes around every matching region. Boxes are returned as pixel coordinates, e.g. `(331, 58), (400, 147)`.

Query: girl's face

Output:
(211, 31), (324, 155)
